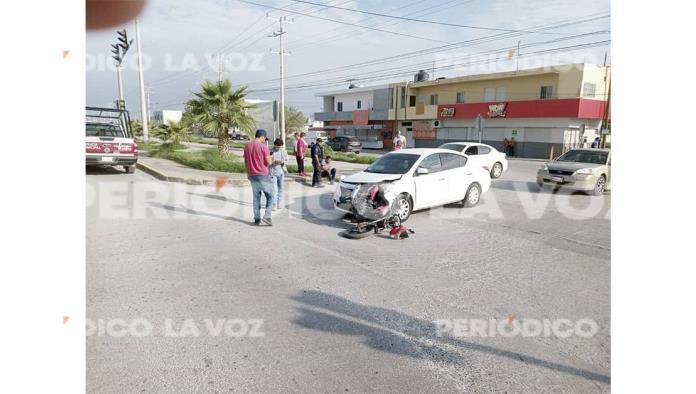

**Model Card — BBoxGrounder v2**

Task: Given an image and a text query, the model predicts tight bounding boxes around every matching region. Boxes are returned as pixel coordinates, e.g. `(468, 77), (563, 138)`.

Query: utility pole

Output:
(217, 53), (224, 83)
(268, 14), (293, 144)
(145, 86), (152, 124)
(135, 18), (149, 142)
(516, 40), (521, 72)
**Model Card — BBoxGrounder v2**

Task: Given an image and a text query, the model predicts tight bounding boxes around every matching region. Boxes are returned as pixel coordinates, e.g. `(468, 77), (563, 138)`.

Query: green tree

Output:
(185, 80), (256, 152)
(284, 105), (308, 134)
(129, 119), (143, 138)
(153, 120), (191, 146)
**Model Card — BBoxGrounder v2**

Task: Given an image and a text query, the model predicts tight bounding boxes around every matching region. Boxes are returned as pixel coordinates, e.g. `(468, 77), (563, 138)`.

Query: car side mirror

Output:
(416, 167), (429, 175)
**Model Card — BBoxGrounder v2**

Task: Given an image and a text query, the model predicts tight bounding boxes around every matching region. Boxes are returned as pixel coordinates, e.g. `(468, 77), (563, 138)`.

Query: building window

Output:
(357, 100), (362, 109)
(409, 95), (416, 107)
(337, 102), (343, 112)
(495, 87), (507, 101)
(484, 88), (495, 102)
(540, 85), (554, 99)
(583, 82), (597, 98)
(400, 87), (406, 108)
(430, 94), (438, 105)
(456, 91), (465, 103)
(389, 89), (395, 108)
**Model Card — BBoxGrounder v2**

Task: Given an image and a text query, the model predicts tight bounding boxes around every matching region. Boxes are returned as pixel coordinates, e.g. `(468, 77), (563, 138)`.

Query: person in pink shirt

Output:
(243, 129), (274, 226)
(295, 132), (308, 176)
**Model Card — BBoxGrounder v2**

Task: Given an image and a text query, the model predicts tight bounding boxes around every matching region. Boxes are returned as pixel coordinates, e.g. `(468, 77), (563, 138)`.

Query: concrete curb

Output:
(136, 161), (310, 187)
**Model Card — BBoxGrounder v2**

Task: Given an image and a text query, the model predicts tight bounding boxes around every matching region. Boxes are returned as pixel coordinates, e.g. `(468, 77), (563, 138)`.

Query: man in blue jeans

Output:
(243, 129), (274, 226)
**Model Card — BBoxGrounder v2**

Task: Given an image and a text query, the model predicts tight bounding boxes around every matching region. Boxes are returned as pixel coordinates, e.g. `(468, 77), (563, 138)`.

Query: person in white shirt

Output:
(269, 138), (288, 210)
(393, 130), (407, 150)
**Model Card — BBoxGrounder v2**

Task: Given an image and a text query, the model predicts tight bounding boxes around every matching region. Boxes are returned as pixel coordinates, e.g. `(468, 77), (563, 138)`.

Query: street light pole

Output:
(135, 18), (149, 142)
(116, 65), (124, 101)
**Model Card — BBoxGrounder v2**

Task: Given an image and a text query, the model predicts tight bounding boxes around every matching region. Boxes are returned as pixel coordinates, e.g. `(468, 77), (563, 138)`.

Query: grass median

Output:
(148, 144), (305, 173)
(144, 142), (376, 174)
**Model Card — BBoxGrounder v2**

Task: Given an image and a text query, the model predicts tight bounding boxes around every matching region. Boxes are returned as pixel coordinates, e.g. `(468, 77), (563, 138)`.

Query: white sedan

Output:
(333, 148), (491, 221)
(438, 142), (508, 178)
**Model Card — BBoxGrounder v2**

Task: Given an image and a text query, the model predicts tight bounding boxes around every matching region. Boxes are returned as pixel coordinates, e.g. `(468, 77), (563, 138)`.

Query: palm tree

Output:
(152, 120), (190, 146)
(185, 80), (256, 152)
(129, 119), (143, 139)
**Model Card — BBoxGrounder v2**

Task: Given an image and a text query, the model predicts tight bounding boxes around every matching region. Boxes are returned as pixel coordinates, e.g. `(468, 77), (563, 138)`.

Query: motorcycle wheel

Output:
(340, 227), (374, 239)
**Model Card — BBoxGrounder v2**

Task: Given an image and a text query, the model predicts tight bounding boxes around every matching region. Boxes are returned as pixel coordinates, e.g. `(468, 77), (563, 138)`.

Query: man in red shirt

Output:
(243, 129), (274, 225)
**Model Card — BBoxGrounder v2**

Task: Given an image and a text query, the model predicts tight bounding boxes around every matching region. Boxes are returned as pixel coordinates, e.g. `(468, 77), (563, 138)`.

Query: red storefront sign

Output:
(440, 107), (456, 117)
(436, 98), (607, 119)
(487, 103), (507, 118)
(352, 109), (369, 125)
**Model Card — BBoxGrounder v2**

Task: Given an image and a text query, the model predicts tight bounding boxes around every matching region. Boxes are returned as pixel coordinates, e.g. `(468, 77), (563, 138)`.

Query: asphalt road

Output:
(87, 160), (610, 393)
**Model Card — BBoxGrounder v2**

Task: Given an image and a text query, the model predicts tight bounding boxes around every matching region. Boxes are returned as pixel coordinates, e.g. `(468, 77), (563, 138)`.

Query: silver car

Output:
(536, 149), (610, 195)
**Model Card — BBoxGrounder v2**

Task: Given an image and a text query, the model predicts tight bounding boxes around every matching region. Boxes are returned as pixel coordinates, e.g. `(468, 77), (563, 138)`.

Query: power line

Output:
(287, 0), (471, 53)
(246, 39), (611, 94)
(239, 14), (609, 89)
(287, 0), (575, 35)
(235, 0), (453, 44)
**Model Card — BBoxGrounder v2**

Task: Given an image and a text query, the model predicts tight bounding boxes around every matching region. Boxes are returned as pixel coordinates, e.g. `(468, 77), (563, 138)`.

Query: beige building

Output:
(316, 63), (610, 158)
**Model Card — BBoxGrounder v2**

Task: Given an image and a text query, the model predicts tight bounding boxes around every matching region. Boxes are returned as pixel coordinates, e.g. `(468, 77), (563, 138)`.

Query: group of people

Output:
(502, 137), (516, 157)
(242, 129), (337, 226)
(291, 132), (336, 187)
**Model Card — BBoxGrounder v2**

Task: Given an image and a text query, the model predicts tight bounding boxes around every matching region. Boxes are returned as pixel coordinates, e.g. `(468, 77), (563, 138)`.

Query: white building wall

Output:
(333, 91), (373, 112)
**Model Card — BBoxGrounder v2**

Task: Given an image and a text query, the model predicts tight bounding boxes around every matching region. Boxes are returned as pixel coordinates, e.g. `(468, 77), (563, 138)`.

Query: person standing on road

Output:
(591, 137), (600, 148)
(509, 137), (516, 157)
(295, 132), (308, 177)
(270, 138), (288, 211)
(502, 137), (510, 154)
(311, 137), (325, 187)
(243, 129), (274, 226)
(393, 130), (406, 151)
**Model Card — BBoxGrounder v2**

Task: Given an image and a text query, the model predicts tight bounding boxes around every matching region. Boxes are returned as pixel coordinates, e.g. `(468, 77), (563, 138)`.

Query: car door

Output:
(439, 152), (469, 202)
(476, 145), (494, 171)
(412, 153), (447, 209)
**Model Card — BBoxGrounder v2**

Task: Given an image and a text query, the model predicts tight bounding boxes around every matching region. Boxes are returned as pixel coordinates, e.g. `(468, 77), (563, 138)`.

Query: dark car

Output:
(327, 136), (362, 153)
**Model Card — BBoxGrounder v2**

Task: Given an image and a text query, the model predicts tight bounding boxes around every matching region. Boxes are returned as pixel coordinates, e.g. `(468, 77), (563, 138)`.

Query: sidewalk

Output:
(136, 155), (366, 187)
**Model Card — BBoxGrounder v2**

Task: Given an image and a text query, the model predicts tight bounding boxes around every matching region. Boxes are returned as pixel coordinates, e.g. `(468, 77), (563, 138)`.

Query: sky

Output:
(86, 0), (610, 120)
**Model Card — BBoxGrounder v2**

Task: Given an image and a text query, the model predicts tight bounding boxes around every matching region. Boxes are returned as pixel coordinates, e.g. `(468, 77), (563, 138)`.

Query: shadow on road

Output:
(187, 192), (252, 207)
(286, 192), (347, 230)
(291, 290), (610, 384)
(86, 166), (127, 176)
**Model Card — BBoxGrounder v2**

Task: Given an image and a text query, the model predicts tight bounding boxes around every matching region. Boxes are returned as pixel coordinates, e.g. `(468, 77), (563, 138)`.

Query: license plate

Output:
(550, 176), (563, 183)
(101, 157), (115, 163)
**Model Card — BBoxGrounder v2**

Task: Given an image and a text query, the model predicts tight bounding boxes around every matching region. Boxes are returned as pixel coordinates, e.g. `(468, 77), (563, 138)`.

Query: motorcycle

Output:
(339, 183), (403, 239)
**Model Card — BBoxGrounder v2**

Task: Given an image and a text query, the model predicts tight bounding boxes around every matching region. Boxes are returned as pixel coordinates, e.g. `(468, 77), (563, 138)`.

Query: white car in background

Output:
(333, 148), (491, 221)
(438, 142), (508, 178)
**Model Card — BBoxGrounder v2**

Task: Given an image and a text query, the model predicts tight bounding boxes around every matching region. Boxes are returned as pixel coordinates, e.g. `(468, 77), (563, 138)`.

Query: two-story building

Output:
(314, 63), (610, 158)
(314, 85), (396, 149)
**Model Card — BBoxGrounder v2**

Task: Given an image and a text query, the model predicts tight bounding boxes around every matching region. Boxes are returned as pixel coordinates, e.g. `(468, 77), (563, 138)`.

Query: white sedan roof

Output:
(386, 148), (463, 156)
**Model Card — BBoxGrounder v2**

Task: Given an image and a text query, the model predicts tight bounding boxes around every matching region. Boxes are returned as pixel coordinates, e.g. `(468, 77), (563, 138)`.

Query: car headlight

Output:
(576, 168), (593, 175)
(541, 164), (549, 171)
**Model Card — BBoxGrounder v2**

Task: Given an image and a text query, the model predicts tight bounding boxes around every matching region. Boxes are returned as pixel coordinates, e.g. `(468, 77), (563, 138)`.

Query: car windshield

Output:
(556, 150), (608, 164)
(439, 143), (466, 152)
(365, 153), (420, 174)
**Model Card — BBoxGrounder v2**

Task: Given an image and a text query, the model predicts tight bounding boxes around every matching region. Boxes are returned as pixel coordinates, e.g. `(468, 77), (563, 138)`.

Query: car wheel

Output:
(124, 165), (136, 174)
(463, 183), (482, 207)
(395, 194), (412, 222)
(490, 162), (503, 178)
(591, 175), (606, 196)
